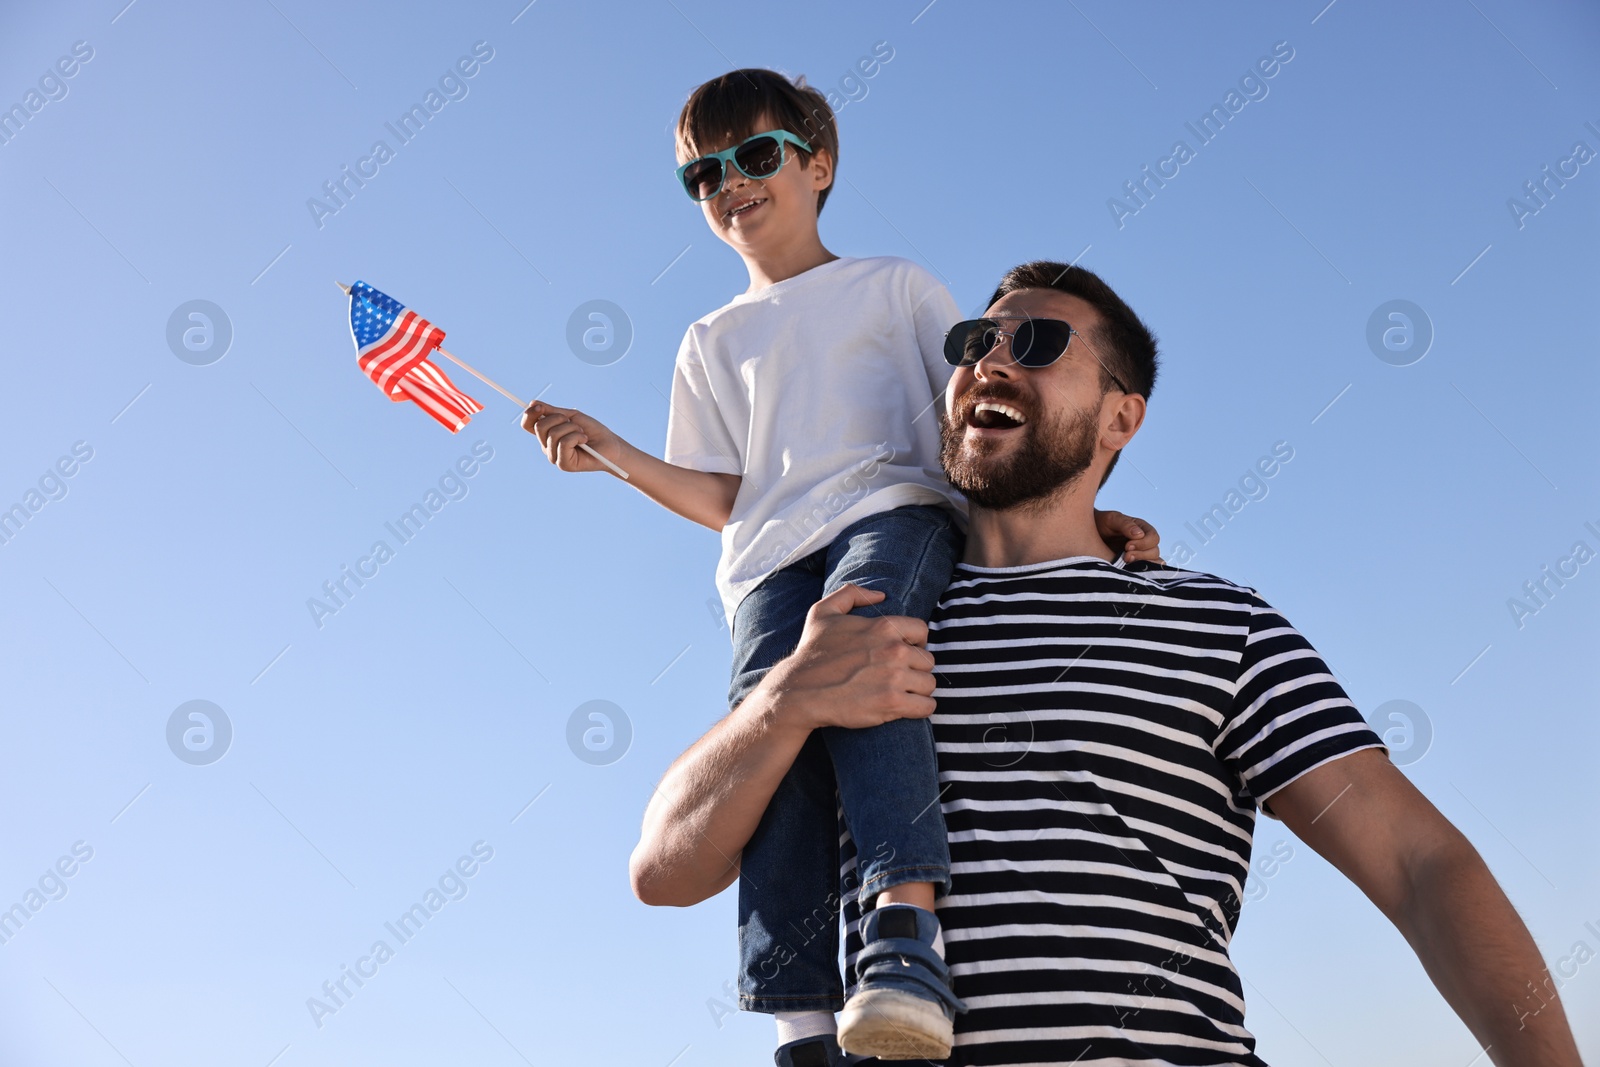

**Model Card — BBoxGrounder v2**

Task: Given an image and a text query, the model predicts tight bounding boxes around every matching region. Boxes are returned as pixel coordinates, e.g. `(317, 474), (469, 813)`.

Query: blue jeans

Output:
(730, 504), (961, 1013)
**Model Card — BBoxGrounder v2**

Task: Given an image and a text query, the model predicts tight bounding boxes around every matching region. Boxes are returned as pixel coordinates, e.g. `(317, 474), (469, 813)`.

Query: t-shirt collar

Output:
(955, 551), (1127, 576)
(728, 255), (857, 304)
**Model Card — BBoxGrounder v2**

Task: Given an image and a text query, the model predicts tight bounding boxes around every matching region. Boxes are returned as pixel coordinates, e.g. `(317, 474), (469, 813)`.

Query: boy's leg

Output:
(731, 554), (848, 1016)
(818, 505), (961, 906)
(816, 505), (967, 1060)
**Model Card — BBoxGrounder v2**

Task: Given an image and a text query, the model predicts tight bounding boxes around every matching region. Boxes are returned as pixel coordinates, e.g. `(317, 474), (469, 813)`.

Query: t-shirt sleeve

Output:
(909, 269), (959, 413)
(663, 328), (742, 475)
(1215, 595), (1386, 813)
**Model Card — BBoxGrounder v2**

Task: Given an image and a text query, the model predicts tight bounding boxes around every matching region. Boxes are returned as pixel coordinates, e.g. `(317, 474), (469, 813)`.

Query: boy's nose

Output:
(719, 166), (754, 203)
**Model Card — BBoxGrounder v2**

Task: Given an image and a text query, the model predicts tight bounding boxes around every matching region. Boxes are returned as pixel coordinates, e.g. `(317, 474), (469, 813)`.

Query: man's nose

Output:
(973, 334), (1020, 379)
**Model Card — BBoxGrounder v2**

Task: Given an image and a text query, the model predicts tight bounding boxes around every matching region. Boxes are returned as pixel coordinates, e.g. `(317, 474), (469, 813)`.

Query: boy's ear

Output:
(806, 147), (835, 197)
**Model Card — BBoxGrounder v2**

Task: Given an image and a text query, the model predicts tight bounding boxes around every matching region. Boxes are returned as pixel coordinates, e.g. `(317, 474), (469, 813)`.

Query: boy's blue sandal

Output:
(774, 1033), (847, 1067)
(837, 904), (967, 1060)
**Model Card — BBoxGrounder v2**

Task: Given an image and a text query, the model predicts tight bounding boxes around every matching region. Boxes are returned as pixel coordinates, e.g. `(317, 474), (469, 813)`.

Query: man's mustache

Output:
(949, 383), (1034, 425)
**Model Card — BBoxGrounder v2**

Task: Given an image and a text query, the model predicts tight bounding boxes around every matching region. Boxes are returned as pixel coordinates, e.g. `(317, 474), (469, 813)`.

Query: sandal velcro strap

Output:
(853, 936), (968, 1014)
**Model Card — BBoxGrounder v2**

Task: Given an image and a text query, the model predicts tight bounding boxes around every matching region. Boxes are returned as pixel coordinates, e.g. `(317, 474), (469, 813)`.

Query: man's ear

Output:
(1101, 391), (1146, 453)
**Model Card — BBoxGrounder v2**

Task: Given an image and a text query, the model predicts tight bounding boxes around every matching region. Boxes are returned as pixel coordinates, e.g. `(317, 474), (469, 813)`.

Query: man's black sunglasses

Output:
(943, 317), (1129, 392)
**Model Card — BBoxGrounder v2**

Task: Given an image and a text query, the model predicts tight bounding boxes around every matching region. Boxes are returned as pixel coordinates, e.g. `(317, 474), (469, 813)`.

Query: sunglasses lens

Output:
(944, 321), (993, 366)
(976, 324), (1004, 362)
(682, 158), (724, 200)
(1010, 320), (1072, 367)
(734, 135), (784, 178)
(943, 319), (1073, 367)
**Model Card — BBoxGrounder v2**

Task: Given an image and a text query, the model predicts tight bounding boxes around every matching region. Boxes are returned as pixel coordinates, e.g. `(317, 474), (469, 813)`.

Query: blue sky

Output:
(0, 1), (1595, 1064)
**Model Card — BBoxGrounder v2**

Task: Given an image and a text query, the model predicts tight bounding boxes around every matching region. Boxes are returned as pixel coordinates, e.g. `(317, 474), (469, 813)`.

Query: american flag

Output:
(348, 281), (484, 433)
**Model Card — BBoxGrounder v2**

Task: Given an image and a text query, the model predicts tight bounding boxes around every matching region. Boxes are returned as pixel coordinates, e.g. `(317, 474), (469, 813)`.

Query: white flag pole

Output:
(339, 281), (629, 480)
(433, 346), (527, 406)
(436, 346), (630, 481)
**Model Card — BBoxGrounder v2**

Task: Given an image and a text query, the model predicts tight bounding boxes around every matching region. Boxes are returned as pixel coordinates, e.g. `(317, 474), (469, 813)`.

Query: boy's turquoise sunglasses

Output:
(676, 129), (813, 202)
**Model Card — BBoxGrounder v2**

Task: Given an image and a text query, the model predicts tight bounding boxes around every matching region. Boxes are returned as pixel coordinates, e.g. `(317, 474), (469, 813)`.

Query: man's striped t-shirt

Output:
(841, 555), (1385, 1067)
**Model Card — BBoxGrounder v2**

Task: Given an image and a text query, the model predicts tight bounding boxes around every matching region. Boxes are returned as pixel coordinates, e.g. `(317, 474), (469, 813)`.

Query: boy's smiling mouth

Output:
(723, 195), (767, 222)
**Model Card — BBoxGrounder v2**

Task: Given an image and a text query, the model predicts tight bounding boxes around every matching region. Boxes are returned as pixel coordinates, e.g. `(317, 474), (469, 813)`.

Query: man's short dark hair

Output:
(987, 261), (1159, 485)
(675, 68), (838, 215)
(988, 261), (1159, 399)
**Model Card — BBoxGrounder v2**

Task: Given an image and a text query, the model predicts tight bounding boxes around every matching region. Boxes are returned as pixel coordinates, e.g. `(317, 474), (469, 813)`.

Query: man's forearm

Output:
(630, 684), (813, 907)
(629, 583), (936, 907)
(1399, 840), (1583, 1066)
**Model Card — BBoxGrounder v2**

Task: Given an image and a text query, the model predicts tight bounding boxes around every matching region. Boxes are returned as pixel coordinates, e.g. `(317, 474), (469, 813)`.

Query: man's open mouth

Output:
(966, 401), (1028, 431)
(724, 197), (766, 221)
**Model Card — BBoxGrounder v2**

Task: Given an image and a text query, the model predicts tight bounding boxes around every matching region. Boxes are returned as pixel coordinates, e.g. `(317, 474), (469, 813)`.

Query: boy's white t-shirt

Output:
(665, 255), (968, 624)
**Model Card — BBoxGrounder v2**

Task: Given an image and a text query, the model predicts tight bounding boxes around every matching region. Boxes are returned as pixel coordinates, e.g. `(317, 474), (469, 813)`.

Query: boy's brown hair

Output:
(675, 68), (839, 215)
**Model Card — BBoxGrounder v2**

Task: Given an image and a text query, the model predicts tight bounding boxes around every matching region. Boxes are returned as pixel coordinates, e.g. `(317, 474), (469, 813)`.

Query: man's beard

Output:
(939, 389), (1099, 512)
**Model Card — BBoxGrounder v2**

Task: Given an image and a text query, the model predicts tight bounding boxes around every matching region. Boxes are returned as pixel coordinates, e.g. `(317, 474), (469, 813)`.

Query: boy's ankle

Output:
(870, 880), (936, 912)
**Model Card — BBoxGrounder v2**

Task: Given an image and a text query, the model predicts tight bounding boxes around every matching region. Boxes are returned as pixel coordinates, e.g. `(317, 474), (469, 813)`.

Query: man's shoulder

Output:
(1120, 560), (1265, 604)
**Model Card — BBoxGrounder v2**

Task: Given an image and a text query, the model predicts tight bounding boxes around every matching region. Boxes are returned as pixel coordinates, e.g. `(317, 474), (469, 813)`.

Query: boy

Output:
(523, 69), (1158, 1065)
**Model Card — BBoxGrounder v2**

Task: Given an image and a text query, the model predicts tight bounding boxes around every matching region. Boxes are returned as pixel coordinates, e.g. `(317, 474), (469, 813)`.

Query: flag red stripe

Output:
(365, 326), (436, 394)
(396, 375), (467, 425)
(402, 370), (473, 421)
(359, 312), (432, 384)
(395, 376), (468, 432)
(409, 359), (483, 415)
(360, 311), (444, 393)
(364, 309), (438, 375)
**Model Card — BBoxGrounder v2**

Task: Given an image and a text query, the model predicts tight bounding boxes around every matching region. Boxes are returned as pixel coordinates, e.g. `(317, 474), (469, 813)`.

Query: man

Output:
(629, 261), (1583, 1066)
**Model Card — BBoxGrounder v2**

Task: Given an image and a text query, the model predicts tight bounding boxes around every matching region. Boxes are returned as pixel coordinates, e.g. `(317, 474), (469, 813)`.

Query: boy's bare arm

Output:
(619, 446), (741, 530)
(630, 585), (938, 907)
(523, 400), (740, 530)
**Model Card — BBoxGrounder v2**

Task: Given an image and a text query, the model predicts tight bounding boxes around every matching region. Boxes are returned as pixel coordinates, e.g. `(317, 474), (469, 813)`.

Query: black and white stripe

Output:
(841, 556), (1383, 1066)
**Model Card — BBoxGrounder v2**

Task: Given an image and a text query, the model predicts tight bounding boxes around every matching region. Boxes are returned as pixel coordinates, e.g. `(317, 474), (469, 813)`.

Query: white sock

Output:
(775, 1010), (837, 1046)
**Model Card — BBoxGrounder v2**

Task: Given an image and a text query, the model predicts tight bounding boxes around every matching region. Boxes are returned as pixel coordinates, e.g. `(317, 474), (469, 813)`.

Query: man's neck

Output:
(962, 478), (1118, 569)
(739, 233), (837, 292)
